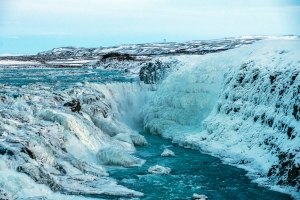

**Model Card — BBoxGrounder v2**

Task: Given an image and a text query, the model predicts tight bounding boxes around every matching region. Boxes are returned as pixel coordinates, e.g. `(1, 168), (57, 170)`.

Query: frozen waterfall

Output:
(143, 39), (300, 198)
(0, 82), (153, 198)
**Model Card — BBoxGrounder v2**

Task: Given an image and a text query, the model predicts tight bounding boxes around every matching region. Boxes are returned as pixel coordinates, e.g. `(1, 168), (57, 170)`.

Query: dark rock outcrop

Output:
(63, 99), (81, 112)
(139, 60), (175, 84)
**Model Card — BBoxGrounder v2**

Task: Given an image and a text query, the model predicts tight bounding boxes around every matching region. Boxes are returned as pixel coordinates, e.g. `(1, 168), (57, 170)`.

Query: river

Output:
(105, 131), (292, 200)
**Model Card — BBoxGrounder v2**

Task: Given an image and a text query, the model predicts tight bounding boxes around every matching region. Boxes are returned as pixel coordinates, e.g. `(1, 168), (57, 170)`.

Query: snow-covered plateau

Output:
(0, 36), (299, 199)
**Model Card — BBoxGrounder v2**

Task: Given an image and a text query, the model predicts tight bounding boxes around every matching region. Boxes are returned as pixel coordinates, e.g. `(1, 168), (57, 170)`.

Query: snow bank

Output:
(143, 39), (300, 198)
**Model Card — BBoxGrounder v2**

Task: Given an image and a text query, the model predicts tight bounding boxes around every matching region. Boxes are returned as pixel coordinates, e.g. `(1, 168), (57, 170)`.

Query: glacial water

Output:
(0, 68), (136, 87)
(104, 131), (293, 200)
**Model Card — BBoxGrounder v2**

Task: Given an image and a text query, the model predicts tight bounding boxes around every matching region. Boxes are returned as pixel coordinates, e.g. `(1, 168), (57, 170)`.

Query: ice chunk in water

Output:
(148, 165), (171, 174)
(161, 149), (175, 157)
(97, 146), (145, 167)
(193, 193), (208, 200)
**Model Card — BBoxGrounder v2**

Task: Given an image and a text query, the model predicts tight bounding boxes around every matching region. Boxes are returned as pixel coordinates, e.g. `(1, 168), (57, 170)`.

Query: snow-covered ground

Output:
(143, 38), (300, 199)
(0, 60), (40, 65)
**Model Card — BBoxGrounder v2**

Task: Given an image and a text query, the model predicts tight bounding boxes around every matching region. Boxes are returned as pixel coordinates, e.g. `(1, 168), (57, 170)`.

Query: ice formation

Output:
(97, 146), (145, 167)
(143, 39), (300, 197)
(148, 165), (171, 174)
(0, 82), (151, 198)
(161, 149), (175, 157)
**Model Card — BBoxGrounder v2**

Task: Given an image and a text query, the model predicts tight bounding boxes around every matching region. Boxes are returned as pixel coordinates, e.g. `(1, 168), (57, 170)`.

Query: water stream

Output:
(106, 131), (292, 200)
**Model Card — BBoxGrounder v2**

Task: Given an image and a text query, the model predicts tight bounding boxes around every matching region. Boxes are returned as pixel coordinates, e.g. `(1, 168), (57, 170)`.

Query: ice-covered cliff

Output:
(143, 39), (300, 198)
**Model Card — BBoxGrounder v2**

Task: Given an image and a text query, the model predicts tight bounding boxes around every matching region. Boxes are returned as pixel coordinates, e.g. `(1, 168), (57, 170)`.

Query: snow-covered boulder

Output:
(161, 149), (175, 157)
(97, 146), (145, 167)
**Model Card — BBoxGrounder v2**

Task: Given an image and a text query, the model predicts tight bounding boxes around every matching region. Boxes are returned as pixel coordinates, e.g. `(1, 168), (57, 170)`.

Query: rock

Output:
(148, 165), (171, 174)
(161, 149), (175, 157)
(101, 52), (135, 61)
(0, 145), (14, 156)
(193, 193), (208, 200)
(139, 60), (170, 84)
(63, 99), (81, 112)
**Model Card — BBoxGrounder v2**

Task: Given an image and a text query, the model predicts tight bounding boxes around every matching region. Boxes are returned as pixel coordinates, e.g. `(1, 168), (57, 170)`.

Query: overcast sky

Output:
(0, 0), (299, 54)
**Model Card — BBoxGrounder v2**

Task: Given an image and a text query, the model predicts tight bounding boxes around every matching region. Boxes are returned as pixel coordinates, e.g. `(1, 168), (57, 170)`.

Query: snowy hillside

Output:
(0, 36), (265, 69)
(37, 37), (260, 58)
(143, 39), (300, 198)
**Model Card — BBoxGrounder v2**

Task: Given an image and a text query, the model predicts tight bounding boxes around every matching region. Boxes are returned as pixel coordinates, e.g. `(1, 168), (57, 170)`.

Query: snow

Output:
(0, 60), (41, 65)
(37, 36), (262, 59)
(143, 39), (300, 198)
(0, 53), (23, 57)
(47, 60), (97, 65)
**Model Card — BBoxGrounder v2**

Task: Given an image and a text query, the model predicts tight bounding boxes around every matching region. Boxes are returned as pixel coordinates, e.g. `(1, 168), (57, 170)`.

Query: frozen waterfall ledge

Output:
(143, 38), (300, 199)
